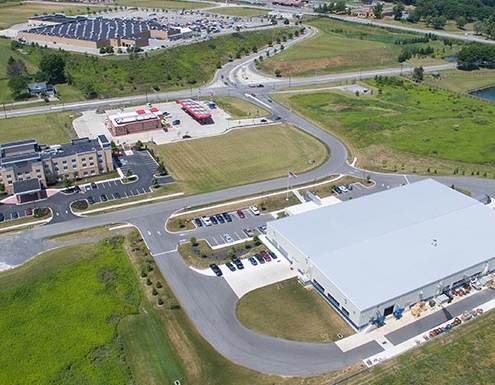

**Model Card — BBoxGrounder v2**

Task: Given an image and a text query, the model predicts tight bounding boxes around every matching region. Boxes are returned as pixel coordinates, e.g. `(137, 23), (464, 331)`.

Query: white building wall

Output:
(267, 223), (495, 330)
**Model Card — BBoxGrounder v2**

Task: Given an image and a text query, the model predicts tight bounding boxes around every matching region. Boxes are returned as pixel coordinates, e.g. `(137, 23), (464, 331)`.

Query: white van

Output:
(249, 205), (260, 216)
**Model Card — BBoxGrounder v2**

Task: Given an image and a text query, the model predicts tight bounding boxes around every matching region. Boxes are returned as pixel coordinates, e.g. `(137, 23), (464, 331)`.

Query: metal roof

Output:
(269, 179), (495, 311)
(176, 99), (212, 120)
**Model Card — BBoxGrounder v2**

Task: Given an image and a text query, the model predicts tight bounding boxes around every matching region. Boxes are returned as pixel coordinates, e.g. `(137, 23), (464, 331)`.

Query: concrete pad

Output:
(224, 258), (297, 298)
(191, 257), (297, 298)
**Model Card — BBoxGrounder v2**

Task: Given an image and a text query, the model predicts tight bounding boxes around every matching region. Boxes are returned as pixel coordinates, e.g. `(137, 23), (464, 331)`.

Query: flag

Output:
(288, 171), (297, 179)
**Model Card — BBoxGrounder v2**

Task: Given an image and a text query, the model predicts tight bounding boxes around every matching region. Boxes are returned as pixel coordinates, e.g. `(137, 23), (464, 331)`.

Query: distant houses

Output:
(27, 82), (55, 97)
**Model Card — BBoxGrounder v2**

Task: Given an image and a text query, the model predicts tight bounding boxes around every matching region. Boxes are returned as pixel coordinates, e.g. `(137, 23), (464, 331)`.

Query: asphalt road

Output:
(2, 19), (495, 376)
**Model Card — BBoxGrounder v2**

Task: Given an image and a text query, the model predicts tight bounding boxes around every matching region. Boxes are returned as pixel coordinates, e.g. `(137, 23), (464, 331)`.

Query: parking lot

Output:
(73, 99), (273, 146)
(196, 246), (296, 298)
(190, 206), (271, 248)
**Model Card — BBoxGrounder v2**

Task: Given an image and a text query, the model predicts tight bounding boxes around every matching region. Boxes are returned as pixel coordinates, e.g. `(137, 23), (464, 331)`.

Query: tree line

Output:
(457, 43), (495, 69)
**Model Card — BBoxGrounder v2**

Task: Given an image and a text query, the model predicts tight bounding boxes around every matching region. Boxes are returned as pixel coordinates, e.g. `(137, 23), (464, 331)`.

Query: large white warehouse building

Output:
(266, 179), (495, 330)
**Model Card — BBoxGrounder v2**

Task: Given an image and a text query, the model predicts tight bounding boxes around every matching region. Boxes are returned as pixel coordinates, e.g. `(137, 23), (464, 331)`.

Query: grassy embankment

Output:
(259, 17), (460, 78)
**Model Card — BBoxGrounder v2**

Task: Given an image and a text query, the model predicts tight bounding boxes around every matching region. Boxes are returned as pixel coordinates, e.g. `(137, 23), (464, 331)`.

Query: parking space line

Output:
(233, 231), (242, 240)
(211, 236), (220, 245)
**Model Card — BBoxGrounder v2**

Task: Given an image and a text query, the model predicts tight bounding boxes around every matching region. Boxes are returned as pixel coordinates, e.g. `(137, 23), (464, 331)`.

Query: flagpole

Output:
(286, 172), (290, 201)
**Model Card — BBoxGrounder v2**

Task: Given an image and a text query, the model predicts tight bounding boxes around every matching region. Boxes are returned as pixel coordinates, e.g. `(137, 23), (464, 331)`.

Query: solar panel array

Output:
(26, 17), (168, 43)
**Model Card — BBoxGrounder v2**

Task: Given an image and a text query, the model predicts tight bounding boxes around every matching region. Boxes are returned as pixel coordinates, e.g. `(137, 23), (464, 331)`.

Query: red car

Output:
(26, 207), (33, 216)
(260, 250), (272, 262)
(236, 209), (245, 219)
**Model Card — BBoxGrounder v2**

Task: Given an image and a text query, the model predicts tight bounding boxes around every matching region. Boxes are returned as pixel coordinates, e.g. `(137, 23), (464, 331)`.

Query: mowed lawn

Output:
(0, 238), (140, 385)
(212, 96), (271, 119)
(158, 124), (328, 194)
(278, 80), (495, 167)
(236, 278), (354, 342)
(0, 112), (74, 144)
(260, 17), (455, 77)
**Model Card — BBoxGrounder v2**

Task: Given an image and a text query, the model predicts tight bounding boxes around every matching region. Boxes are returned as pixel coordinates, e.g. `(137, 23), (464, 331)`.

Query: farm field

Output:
(273, 78), (495, 176)
(259, 17), (459, 77)
(237, 278), (354, 342)
(157, 123), (328, 194)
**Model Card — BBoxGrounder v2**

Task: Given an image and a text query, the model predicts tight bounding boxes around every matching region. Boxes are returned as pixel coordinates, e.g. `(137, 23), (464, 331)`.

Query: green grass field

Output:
(0, 238), (140, 385)
(212, 96), (271, 118)
(273, 78), (495, 175)
(157, 123), (328, 194)
(211, 6), (269, 17)
(237, 278), (354, 342)
(0, 2), (103, 29)
(422, 69), (495, 93)
(259, 17), (459, 77)
(0, 111), (75, 144)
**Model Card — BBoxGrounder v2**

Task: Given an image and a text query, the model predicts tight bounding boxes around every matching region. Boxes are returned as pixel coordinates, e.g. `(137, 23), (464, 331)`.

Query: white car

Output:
(249, 205), (260, 216)
(339, 185), (348, 193)
(223, 233), (234, 243)
(202, 216), (212, 226)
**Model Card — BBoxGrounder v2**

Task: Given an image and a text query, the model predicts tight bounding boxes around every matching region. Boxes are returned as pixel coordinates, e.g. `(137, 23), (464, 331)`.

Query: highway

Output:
(2, 19), (495, 376)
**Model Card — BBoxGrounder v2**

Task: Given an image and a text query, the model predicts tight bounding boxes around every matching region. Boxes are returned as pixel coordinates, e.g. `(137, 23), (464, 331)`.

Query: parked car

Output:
(194, 218), (203, 227)
(243, 228), (254, 237)
(202, 216), (212, 226)
(268, 251), (278, 260)
(172, 119), (181, 125)
(248, 256), (258, 266)
(345, 183), (353, 191)
(225, 262), (236, 272)
(73, 185), (81, 193)
(260, 118), (268, 123)
(233, 258), (244, 270)
(260, 250), (272, 262)
(255, 253), (265, 264)
(215, 214), (225, 224)
(274, 116), (282, 121)
(210, 215), (218, 225)
(113, 192), (121, 199)
(0, 213), (4, 222)
(258, 225), (267, 234)
(26, 207), (33, 216)
(223, 233), (234, 243)
(209, 263), (223, 277)
(222, 212), (232, 222)
(11, 212), (19, 220)
(100, 194), (108, 202)
(249, 205), (260, 216)
(91, 182), (98, 189)
(339, 185), (348, 193)
(237, 209), (245, 219)
(87, 196), (95, 205)
(333, 186), (342, 194)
